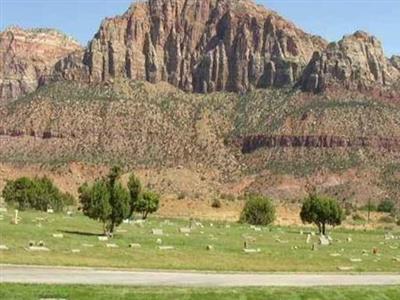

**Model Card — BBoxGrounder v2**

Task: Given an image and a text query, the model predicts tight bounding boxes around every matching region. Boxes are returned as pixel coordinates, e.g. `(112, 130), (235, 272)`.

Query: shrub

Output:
(352, 213), (365, 222)
(240, 195), (275, 226)
(134, 191), (160, 220)
(211, 198), (222, 209)
(300, 194), (344, 235)
(396, 218), (400, 226)
(177, 192), (186, 200)
(378, 216), (395, 224)
(2, 176), (72, 212)
(220, 193), (236, 201)
(377, 199), (396, 213)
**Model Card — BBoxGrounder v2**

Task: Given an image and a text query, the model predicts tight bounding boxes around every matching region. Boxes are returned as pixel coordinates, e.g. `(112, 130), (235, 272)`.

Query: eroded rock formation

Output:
(300, 31), (400, 93)
(54, 0), (326, 93)
(0, 27), (82, 103)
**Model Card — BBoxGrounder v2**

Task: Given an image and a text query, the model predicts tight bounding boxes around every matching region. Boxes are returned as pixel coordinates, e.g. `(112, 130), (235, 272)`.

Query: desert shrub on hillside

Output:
(2, 176), (73, 212)
(240, 196), (276, 226)
(211, 198), (222, 209)
(379, 215), (395, 224)
(377, 199), (396, 213)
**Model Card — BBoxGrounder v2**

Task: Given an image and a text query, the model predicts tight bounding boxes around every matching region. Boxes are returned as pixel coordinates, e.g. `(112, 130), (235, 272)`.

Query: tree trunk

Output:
(142, 211), (148, 220)
(317, 222), (322, 234)
(322, 223), (326, 235)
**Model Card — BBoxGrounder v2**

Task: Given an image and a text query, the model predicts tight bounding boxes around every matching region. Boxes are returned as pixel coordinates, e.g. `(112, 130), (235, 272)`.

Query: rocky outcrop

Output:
(300, 31), (400, 93)
(238, 135), (400, 153)
(54, 0), (326, 93)
(0, 27), (82, 103)
(391, 55), (400, 71)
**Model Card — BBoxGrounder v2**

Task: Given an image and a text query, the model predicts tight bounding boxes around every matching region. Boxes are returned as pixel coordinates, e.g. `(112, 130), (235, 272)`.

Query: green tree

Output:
(135, 191), (160, 220)
(2, 176), (71, 212)
(127, 173), (143, 218)
(240, 195), (276, 226)
(78, 166), (130, 235)
(300, 194), (343, 235)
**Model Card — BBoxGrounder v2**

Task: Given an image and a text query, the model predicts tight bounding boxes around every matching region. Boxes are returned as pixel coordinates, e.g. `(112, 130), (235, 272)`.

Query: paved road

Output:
(1, 265), (400, 287)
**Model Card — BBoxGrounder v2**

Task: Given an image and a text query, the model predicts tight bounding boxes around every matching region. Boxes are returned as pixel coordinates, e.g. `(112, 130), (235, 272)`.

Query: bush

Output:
(220, 193), (236, 201)
(352, 213), (365, 222)
(396, 218), (400, 226)
(2, 176), (72, 212)
(211, 198), (222, 209)
(377, 199), (396, 213)
(379, 216), (395, 224)
(240, 195), (275, 226)
(177, 192), (186, 200)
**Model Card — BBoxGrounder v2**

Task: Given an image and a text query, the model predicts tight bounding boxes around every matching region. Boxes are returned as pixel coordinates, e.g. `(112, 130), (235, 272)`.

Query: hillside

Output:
(0, 0), (399, 208)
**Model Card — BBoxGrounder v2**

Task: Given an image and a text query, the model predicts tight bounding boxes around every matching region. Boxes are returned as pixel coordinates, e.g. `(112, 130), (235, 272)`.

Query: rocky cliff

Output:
(53, 0), (326, 93)
(300, 31), (400, 93)
(0, 27), (82, 103)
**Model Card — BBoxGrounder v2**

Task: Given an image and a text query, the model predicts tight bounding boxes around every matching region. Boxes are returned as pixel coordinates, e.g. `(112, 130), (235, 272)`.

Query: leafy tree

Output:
(2, 176), (72, 212)
(135, 191), (160, 220)
(240, 195), (276, 226)
(78, 166), (130, 235)
(127, 173), (143, 218)
(300, 194), (343, 235)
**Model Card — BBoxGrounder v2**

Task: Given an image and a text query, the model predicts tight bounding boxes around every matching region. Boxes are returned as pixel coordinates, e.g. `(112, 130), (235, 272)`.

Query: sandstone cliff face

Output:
(55, 0), (326, 93)
(300, 31), (400, 93)
(0, 27), (82, 103)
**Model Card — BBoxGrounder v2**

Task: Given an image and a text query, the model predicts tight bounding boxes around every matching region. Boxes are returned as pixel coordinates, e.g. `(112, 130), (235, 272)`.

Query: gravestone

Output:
(71, 249), (81, 253)
(179, 227), (191, 234)
(98, 236), (108, 241)
(306, 234), (311, 244)
(106, 243), (118, 248)
(152, 229), (164, 236)
(158, 246), (174, 250)
(47, 208), (54, 214)
(206, 245), (214, 251)
(319, 235), (330, 246)
(156, 238), (162, 245)
(347, 237), (352, 243)
(330, 253), (341, 257)
(0, 245), (9, 250)
(129, 243), (141, 248)
(28, 246), (49, 251)
(52, 233), (64, 239)
(350, 258), (362, 262)
(244, 248), (261, 254)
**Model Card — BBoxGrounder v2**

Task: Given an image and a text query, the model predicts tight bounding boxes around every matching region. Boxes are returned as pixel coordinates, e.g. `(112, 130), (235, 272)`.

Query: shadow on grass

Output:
(60, 230), (100, 237)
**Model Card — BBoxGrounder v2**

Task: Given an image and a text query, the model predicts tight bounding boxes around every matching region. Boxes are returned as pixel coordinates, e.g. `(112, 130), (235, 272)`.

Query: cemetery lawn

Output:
(0, 210), (400, 272)
(1, 284), (400, 300)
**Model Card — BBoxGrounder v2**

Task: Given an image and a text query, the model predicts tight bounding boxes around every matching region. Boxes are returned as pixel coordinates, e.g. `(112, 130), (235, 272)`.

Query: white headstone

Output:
(244, 248), (261, 254)
(152, 229), (164, 236)
(98, 236), (108, 241)
(0, 245), (9, 250)
(179, 227), (191, 234)
(306, 234), (311, 244)
(129, 243), (142, 248)
(71, 249), (81, 253)
(319, 235), (330, 246)
(158, 246), (174, 250)
(106, 243), (118, 248)
(52, 233), (64, 238)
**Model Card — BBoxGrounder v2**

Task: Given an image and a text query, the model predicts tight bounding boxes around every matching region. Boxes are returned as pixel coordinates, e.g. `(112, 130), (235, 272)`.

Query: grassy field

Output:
(1, 284), (400, 300)
(0, 210), (400, 272)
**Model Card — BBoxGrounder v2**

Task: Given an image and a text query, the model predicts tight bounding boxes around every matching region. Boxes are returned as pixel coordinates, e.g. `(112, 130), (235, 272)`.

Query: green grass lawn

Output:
(1, 284), (400, 300)
(0, 210), (399, 272)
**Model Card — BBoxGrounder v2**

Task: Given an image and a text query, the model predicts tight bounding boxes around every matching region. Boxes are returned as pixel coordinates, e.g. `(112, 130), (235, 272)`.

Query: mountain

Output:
(1, 0), (400, 205)
(51, 0), (327, 93)
(0, 27), (82, 103)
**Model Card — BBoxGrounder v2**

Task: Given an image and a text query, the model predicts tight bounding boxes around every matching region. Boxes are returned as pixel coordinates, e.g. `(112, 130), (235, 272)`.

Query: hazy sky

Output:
(1, 0), (399, 56)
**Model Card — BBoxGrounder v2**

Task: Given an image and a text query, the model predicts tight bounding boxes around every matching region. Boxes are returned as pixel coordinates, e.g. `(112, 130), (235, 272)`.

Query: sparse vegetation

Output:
(211, 198), (222, 209)
(377, 199), (396, 214)
(240, 195), (276, 226)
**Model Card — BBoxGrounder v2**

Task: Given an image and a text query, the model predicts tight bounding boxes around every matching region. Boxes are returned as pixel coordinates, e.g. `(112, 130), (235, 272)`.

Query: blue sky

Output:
(1, 0), (399, 56)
